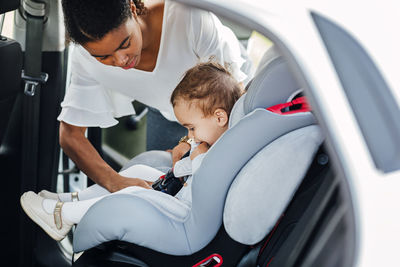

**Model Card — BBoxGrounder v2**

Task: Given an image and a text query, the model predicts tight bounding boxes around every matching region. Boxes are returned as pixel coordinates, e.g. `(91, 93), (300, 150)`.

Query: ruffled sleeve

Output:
(57, 48), (135, 128)
(189, 8), (249, 82)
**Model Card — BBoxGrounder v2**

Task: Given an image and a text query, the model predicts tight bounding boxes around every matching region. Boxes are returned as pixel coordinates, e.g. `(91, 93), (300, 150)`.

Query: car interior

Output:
(0, 0), (356, 266)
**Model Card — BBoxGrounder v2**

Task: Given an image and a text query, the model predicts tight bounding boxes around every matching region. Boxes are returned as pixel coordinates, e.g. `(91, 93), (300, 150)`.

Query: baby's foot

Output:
(38, 189), (59, 200)
(20, 191), (73, 241)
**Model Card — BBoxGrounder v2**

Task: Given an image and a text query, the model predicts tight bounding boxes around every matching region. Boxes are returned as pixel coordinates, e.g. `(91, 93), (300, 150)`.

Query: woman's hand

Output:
(112, 176), (152, 192)
(190, 142), (209, 160)
(170, 142), (191, 167)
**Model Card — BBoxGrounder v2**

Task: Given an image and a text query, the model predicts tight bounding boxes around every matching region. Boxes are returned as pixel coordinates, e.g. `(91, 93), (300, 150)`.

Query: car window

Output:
(0, 11), (14, 38)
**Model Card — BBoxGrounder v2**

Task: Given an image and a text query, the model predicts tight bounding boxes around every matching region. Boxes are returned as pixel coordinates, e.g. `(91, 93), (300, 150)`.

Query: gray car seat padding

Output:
(229, 93), (246, 128)
(224, 124), (323, 245)
(254, 45), (280, 77)
(244, 57), (301, 115)
(229, 54), (299, 129)
(73, 108), (316, 254)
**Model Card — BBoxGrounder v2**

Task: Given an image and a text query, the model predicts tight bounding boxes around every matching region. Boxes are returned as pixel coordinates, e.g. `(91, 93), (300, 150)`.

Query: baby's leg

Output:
(21, 164), (164, 241)
(47, 183), (110, 202)
(72, 184), (109, 201)
(77, 164), (163, 200)
(60, 186), (156, 224)
(48, 164), (164, 202)
(49, 165), (164, 223)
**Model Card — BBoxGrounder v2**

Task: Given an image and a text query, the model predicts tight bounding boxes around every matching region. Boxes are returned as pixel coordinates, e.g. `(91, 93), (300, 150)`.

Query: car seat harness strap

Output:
(152, 168), (189, 196)
(267, 96), (311, 115)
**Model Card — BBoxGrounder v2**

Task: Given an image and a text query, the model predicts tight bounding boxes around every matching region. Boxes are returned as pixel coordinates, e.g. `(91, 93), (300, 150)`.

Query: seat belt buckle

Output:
(21, 70), (48, 96)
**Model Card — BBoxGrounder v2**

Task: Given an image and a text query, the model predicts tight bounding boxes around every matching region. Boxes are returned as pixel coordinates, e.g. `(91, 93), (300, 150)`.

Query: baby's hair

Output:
(61, 0), (147, 45)
(171, 61), (244, 118)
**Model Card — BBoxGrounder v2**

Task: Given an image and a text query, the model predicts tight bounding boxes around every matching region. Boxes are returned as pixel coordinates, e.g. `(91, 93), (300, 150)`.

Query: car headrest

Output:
(0, 0), (19, 14)
(244, 57), (301, 114)
(229, 48), (302, 128)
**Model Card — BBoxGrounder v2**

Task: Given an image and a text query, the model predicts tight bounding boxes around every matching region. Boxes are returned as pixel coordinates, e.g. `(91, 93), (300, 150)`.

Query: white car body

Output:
(178, 0), (400, 266)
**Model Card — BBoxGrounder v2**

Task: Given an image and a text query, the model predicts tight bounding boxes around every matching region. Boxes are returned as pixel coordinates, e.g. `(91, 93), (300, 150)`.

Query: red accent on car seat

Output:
(266, 256), (275, 267)
(192, 253), (223, 267)
(159, 174), (166, 180)
(259, 214), (284, 256)
(266, 96), (311, 115)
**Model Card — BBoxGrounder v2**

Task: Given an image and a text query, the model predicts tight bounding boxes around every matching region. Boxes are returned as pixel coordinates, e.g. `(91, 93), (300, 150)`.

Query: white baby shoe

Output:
(38, 189), (59, 200)
(20, 191), (73, 241)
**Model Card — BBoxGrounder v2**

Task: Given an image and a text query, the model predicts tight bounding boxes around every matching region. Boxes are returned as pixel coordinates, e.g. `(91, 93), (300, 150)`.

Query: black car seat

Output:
(0, 0), (22, 145)
(72, 50), (325, 267)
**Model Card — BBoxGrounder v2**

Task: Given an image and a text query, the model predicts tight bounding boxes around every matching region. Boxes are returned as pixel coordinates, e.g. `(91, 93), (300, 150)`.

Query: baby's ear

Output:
(214, 108), (228, 126)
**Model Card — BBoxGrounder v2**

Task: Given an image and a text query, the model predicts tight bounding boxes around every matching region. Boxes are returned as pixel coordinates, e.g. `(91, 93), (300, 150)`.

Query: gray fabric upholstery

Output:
(228, 94), (246, 128)
(244, 57), (301, 114)
(229, 47), (297, 127)
(73, 53), (322, 255)
(224, 125), (323, 244)
(74, 190), (191, 254)
(254, 45), (280, 77)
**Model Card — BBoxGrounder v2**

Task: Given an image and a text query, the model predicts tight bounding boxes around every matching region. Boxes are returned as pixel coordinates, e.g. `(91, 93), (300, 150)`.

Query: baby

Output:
(20, 61), (243, 241)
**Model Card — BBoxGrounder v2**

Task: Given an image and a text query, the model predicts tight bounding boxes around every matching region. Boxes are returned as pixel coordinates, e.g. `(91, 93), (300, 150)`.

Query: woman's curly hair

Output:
(61, 0), (147, 44)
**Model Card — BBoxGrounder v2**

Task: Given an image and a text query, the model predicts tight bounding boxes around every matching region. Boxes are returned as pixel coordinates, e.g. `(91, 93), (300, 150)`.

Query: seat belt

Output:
(19, 2), (48, 266)
(20, 1), (48, 191)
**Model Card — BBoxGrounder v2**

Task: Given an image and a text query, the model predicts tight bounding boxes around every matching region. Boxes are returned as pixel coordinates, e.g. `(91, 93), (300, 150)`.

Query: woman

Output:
(58, 0), (250, 193)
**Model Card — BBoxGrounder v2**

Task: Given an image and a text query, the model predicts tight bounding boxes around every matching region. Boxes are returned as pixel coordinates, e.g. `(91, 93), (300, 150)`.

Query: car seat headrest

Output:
(243, 56), (301, 115)
(229, 48), (302, 128)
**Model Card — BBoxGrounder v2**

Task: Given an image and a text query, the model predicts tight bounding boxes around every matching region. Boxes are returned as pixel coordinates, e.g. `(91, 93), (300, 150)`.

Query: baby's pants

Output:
(63, 164), (163, 224)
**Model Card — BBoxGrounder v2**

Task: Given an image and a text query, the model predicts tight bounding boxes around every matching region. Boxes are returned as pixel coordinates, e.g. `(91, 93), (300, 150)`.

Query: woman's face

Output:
(83, 17), (143, 69)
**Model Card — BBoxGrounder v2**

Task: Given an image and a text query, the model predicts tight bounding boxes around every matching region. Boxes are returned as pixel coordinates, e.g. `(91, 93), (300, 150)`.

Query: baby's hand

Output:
(170, 142), (191, 167)
(190, 142), (209, 160)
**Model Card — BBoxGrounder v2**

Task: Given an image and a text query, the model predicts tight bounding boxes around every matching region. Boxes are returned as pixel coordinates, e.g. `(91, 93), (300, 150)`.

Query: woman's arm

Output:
(59, 121), (151, 192)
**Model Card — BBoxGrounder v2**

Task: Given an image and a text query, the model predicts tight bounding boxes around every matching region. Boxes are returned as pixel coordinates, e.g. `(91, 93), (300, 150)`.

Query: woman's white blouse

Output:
(58, 0), (248, 128)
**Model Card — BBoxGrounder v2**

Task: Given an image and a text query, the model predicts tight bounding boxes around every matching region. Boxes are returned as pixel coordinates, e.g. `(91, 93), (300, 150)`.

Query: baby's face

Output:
(173, 100), (227, 146)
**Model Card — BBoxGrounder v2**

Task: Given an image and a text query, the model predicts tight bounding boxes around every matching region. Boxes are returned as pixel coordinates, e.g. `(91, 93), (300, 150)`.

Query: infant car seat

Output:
(72, 49), (324, 266)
